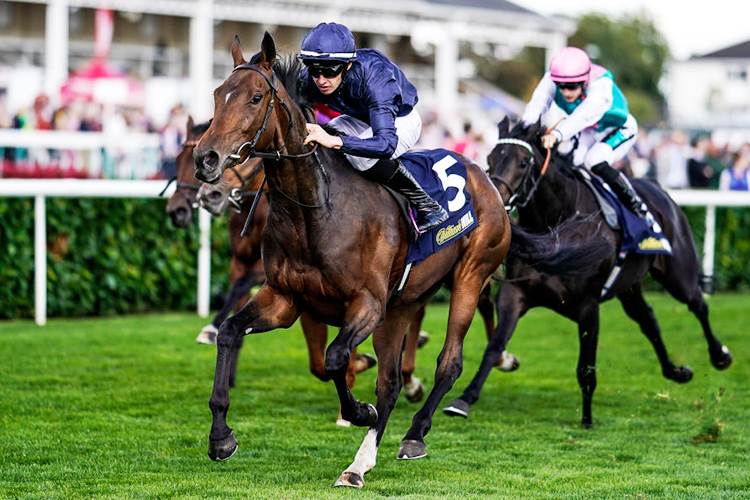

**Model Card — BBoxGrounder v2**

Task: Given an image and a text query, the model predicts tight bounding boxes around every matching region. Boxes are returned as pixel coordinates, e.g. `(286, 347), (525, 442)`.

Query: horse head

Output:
(166, 116), (206, 227)
(198, 157), (264, 216)
(194, 32), (295, 184)
(488, 117), (547, 209)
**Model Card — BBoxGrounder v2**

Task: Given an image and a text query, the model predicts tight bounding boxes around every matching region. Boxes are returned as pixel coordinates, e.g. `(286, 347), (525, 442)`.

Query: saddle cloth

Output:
(575, 168), (672, 256)
(395, 149), (478, 266)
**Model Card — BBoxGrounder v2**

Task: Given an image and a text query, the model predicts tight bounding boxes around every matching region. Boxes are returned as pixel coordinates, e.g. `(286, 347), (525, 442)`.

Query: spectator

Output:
(718, 144), (750, 191)
(158, 104), (187, 179)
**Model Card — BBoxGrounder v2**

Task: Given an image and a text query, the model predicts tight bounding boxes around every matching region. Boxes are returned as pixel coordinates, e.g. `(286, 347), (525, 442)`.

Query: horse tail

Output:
(508, 219), (613, 275)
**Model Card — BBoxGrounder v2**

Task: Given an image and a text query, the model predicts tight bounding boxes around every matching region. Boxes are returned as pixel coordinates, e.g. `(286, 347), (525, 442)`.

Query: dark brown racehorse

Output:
(444, 117), (733, 428)
(192, 33), (606, 488)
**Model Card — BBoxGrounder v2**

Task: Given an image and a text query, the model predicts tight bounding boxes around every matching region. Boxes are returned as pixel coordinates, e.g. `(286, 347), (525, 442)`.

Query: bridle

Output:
(220, 63), (331, 237)
(491, 137), (547, 211)
(225, 163), (265, 213)
(160, 140), (202, 209)
(227, 63), (318, 163)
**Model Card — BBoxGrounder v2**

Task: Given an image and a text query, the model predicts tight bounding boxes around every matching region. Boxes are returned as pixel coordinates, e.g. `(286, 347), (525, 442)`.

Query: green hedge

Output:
(0, 198), (748, 319)
(0, 197), (231, 319)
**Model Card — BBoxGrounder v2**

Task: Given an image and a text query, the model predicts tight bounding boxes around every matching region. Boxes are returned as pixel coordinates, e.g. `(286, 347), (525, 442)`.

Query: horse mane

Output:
(249, 51), (315, 120)
(511, 119), (577, 179)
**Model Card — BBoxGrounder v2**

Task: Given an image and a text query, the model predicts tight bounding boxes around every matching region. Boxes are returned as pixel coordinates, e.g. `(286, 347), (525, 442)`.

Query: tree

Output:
(472, 11), (670, 126)
(569, 11), (670, 126)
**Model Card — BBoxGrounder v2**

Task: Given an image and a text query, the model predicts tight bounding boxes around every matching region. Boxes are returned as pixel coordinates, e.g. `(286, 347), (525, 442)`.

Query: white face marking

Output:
(225, 91), (233, 104)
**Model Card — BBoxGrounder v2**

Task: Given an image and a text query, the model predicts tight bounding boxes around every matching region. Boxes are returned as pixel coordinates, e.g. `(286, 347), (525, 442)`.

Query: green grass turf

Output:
(1, 293), (749, 499)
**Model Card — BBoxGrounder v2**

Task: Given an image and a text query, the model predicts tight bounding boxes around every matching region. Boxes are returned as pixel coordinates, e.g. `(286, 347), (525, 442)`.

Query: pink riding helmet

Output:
(549, 47), (591, 83)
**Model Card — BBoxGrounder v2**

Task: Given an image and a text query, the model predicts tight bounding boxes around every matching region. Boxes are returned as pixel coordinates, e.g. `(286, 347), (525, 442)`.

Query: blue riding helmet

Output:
(299, 22), (357, 62)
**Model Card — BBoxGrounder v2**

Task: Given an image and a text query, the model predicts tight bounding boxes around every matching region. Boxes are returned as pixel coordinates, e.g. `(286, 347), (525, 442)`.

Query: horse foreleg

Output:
(399, 280), (484, 460)
(444, 283), (525, 418)
(576, 299), (600, 429)
(402, 306), (424, 403)
(336, 313), (411, 488)
(617, 287), (693, 383)
(207, 285), (299, 462)
(197, 260), (264, 346)
(325, 291), (383, 428)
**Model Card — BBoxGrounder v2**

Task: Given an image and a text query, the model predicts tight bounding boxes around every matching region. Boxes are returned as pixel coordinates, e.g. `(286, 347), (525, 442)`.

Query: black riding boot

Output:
(591, 162), (650, 219)
(369, 159), (448, 232)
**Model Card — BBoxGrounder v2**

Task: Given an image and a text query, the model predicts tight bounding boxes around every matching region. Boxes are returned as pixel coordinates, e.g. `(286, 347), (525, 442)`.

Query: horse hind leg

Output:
(689, 295), (733, 369)
(402, 307), (425, 403)
(576, 300), (600, 429)
(400, 277), (488, 460)
(617, 287), (693, 383)
(651, 262), (733, 370)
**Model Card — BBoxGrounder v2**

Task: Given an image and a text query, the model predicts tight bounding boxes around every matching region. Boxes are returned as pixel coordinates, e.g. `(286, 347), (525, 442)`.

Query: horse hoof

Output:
(670, 366), (694, 383)
(398, 439), (427, 460)
(196, 325), (218, 345)
(207, 431), (238, 461)
(404, 378), (424, 403)
(346, 403), (377, 427)
(354, 353), (377, 374)
(335, 471), (364, 488)
(712, 346), (733, 370)
(443, 398), (470, 418)
(495, 351), (520, 372)
(417, 331), (430, 349)
(336, 418), (352, 427)
(581, 421), (593, 430)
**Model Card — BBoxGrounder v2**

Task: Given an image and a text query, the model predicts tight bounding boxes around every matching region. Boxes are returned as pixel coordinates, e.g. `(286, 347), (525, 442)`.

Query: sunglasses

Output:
(307, 63), (345, 79)
(556, 81), (584, 91)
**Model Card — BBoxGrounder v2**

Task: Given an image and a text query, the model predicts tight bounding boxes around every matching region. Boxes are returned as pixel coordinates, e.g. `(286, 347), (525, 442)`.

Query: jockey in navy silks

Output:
(522, 46), (656, 227)
(298, 22), (448, 232)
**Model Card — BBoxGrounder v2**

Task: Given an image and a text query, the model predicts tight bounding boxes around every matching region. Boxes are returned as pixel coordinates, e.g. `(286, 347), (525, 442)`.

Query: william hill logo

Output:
(436, 211), (475, 245)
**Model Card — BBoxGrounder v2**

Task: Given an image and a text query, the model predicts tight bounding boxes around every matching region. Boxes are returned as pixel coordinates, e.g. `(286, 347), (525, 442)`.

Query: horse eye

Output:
(250, 94), (263, 105)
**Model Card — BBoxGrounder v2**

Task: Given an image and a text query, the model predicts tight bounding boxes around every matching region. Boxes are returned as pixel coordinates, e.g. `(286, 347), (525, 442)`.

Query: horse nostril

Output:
(202, 150), (220, 170)
(208, 190), (222, 201)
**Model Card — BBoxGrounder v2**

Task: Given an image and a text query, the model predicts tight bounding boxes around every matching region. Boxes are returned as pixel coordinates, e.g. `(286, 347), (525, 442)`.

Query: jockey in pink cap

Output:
(522, 46), (653, 226)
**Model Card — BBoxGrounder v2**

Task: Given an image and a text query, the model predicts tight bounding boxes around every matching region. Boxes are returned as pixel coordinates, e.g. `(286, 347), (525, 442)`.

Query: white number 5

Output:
(432, 155), (466, 213)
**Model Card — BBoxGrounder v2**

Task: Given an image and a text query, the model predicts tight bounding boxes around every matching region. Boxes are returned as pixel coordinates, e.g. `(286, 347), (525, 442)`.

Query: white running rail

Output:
(1, 179), (750, 326)
(0, 179), (211, 325)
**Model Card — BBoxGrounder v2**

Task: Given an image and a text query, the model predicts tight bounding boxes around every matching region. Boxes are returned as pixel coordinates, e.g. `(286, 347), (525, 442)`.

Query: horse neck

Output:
(519, 160), (580, 228)
(263, 101), (328, 210)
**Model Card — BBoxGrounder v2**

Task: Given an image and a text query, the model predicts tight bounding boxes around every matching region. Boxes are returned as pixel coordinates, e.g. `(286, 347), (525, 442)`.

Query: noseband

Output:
(491, 137), (545, 211)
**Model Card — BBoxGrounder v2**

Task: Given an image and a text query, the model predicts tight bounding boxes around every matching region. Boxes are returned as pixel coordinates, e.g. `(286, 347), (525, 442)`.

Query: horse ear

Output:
(231, 35), (246, 68)
(260, 31), (277, 66)
(186, 115), (194, 137)
(498, 116), (511, 136)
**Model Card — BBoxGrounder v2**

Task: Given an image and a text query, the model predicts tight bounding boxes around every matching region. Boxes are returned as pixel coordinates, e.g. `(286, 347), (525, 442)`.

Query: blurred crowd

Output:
(2, 92), (750, 192)
(0, 93), (184, 179)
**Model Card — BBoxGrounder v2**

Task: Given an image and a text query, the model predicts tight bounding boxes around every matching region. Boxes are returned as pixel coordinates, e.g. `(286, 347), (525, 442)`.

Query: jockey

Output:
(298, 22), (448, 232)
(521, 46), (653, 225)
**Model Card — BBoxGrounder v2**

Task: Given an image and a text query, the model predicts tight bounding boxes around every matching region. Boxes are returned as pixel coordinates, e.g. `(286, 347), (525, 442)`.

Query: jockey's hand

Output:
(541, 133), (558, 150)
(304, 123), (343, 149)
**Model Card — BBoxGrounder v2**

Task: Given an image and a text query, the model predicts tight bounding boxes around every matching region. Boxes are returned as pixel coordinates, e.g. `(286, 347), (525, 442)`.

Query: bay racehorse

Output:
(166, 119), (378, 425)
(444, 117), (733, 428)
(164, 117), (208, 228)
(192, 33), (608, 488)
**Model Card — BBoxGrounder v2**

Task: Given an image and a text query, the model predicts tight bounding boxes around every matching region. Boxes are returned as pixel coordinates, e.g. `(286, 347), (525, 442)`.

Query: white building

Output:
(667, 40), (750, 141)
(0, 0), (574, 128)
